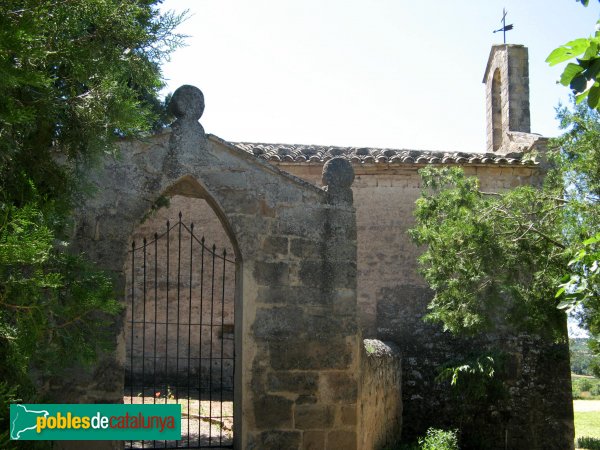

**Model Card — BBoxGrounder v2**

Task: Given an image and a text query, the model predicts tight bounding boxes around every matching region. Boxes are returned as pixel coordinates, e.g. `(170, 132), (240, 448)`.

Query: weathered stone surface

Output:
(253, 395), (293, 428)
(359, 339), (402, 450)
(322, 157), (355, 189)
(323, 157), (355, 204)
(327, 430), (357, 450)
(257, 285), (324, 307)
(295, 404), (335, 429)
(483, 45), (535, 154)
(69, 84), (360, 450)
(302, 430), (326, 450)
(340, 405), (357, 426)
(267, 371), (318, 394)
(269, 340), (353, 370)
(290, 237), (321, 258)
(322, 372), (358, 403)
(253, 261), (289, 286)
(253, 306), (304, 341)
(261, 235), (289, 257)
(168, 84), (205, 121)
(250, 430), (301, 450)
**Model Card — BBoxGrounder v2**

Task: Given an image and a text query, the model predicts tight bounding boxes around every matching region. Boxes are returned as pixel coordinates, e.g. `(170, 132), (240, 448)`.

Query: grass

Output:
(575, 411), (600, 440)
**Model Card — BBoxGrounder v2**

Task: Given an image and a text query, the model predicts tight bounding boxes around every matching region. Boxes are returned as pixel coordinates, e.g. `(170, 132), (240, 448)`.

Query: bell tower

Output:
(483, 44), (531, 154)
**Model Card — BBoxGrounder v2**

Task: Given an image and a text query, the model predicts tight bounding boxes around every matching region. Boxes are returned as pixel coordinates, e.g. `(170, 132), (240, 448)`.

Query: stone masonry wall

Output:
(65, 86), (361, 450)
(484, 44), (531, 154)
(277, 161), (573, 449)
(359, 339), (402, 450)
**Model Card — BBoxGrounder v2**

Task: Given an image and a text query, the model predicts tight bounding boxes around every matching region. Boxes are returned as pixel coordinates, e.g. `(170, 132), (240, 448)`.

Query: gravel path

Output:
(574, 400), (600, 412)
(124, 395), (233, 449)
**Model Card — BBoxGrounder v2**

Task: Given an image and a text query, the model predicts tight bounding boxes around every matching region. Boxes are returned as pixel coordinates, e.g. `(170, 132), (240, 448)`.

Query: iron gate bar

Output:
(165, 220), (170, 449)
(198, 237), (205, 448)
(220, 249), (226, 447)
(130, 241), (135, 404)
(142, 237), (147, 446)
(208, 243), (215, 446)
(154, 233), (158, 410)
(126, 212), (235, 449)
(187, 223), (193, 447)
(175, 213), (182, 445)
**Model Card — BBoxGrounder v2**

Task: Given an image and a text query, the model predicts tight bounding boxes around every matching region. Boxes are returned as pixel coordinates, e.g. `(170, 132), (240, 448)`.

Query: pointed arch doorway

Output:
(124, 193), (238, 449)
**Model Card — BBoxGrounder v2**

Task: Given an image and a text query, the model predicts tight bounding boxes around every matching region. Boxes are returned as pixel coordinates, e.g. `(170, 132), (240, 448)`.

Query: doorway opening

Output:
(124, 196), (236, 449)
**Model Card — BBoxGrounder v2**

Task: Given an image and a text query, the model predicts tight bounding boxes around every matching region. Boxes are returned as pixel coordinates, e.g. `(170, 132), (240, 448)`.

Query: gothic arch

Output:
(66, 85), (359, 450)
(491, 68), (503, 152)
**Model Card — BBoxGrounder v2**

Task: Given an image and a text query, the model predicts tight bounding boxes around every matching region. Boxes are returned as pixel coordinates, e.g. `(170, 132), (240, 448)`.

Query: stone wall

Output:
(60, 79), (573, 448)
(64, 86), (362, 450)
(483, 44), (531, 154)
(359, 339), (402, 450)
(277, 161), (573, 449)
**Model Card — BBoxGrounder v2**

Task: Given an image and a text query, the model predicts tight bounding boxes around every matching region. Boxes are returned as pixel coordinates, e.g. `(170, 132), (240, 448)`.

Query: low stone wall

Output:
(359, 339), (402, 450)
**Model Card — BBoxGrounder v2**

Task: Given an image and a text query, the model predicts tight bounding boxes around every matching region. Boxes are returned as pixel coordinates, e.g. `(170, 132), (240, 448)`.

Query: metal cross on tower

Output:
(493, 8), (514, 44)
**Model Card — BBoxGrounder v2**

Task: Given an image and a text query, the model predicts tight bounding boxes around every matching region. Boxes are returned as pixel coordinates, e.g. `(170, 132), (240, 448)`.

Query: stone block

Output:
(296, 394), (318, 404)
(262, 236), (289, 257)
(322, 372), (358, 403)
(290, 238), (322, 259)
(253, 395), (293, 429)
(299, 260), (356, 290)
(295, 404), (335, 429)
(299, 260), (327, 287)
(257, 285), (323, 307)
(269, 339), (352, 370)
(340, 405), (357, 426)
(333, 289), (356, 316)
(327, 430), (356, 450)
(302, 431), (326, 450)
(253, 306), (304, 341)
(253, 261), (289, 286)
(251, 431), (301, 450)
(267, 371), (318, 394)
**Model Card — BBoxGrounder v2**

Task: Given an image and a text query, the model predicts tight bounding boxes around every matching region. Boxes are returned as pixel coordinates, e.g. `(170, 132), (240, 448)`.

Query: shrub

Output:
(418, 428), (459, 450)
(578, 436), (600, 450)
(580, 379), (594, 392)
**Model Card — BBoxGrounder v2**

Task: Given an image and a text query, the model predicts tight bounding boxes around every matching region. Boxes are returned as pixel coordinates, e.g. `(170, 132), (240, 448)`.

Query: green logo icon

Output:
(10, 404), (181, 441)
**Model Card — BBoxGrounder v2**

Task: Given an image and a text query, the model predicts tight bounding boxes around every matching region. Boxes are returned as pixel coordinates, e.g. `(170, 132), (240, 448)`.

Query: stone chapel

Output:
(67, 44), (573, 450)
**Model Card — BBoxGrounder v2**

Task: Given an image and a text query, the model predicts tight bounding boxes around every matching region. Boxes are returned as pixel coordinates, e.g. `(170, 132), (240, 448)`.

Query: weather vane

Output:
(493, 8), (513, 44)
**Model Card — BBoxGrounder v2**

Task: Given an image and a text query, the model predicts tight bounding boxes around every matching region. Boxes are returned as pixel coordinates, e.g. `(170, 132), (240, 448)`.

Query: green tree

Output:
(409, 101), (600, 375)
(0, 0), (185, 444)
(409, 166), (568, 339)
(554, 104), (600, 375)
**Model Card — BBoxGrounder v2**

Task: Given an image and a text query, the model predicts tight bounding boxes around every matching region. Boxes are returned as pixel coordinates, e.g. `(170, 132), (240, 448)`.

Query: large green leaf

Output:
(560, 63), (585, 86)
(571, 74), (589, 93)
(546, 38), (591, 66)
(588, 82), (600, 109)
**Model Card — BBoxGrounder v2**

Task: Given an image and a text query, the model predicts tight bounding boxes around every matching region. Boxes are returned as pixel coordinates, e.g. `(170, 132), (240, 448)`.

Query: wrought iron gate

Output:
(125, 212), (235, 449)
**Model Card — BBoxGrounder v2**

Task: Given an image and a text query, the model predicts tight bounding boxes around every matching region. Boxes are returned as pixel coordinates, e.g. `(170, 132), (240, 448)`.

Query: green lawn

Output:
(575, 411), (600, 439)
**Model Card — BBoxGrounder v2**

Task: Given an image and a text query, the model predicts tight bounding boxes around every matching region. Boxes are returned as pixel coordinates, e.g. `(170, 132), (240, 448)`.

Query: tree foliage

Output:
(546, 0), (600, 111)
(410, 101), (600, 375)
(409, 167), (568, 339)
(0, 0), (185, 443)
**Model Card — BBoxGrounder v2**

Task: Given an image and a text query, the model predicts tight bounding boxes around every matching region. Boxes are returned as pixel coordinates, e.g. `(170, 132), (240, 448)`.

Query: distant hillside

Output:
(571, 338), (595, 376)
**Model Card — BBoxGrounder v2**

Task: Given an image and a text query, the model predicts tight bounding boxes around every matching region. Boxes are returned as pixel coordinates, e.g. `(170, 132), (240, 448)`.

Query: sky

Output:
(158, 0), (600, 153)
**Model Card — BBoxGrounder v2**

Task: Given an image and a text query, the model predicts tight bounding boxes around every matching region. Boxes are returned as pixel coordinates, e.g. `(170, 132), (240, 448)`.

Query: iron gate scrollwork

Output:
(125, 212), (235, 449)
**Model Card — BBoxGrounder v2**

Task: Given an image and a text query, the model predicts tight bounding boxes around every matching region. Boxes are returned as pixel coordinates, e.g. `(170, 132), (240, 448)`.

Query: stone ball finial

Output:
(322, 157), (355, 188)
(168, 85), (205, 121)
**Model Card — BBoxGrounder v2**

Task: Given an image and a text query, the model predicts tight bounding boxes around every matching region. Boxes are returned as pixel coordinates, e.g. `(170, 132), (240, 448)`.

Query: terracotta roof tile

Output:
(230, 142), (538, 166)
